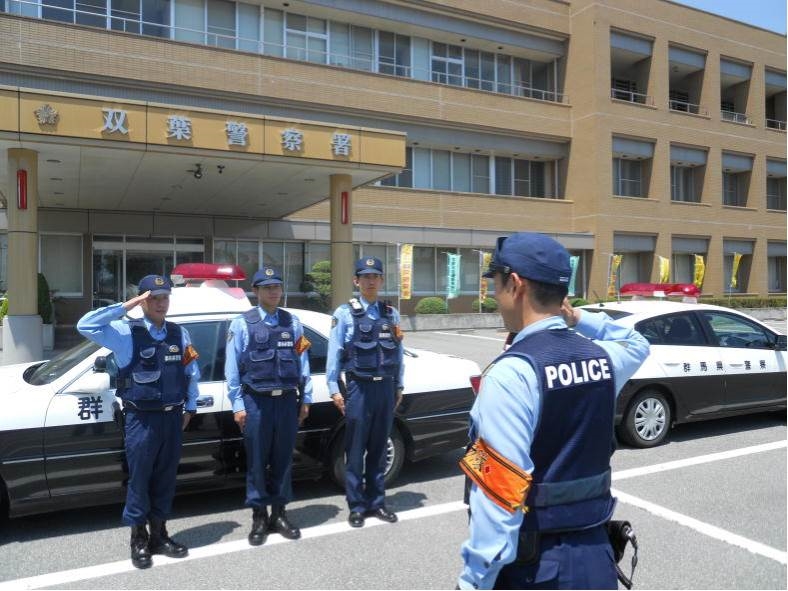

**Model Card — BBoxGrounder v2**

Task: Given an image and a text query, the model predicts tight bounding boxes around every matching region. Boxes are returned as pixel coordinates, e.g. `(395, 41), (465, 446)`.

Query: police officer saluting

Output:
(457, 233), (650, 590)
(77, 275), (200, 569)
(326, 257), (404, 528)
(225, 267), (312, 546)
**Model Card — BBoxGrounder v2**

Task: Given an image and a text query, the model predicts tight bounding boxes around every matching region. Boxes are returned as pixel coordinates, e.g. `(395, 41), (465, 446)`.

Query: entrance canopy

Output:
(0, 87), (405, 217)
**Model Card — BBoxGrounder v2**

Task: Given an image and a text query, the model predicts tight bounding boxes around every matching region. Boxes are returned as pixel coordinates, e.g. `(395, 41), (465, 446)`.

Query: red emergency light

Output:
(469, 374), (481, 395)
(170, 263), (246, 283)
(620, 283), (701, 299)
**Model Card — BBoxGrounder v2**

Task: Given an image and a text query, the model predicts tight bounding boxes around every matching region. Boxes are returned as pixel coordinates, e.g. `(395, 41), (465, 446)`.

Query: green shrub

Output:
(38, 273), (53, 324)
(700, 296), (787, 309)
(471, 297), (498, 312)
(300, 260), (332, 312)
(414, 297), (449, 314)
(570, 297), (589, 307)
(0, 297), (8, 324)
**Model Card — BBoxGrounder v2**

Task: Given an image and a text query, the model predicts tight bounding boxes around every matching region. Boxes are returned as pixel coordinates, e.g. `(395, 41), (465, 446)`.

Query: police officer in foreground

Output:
(77, 275), (200, 569)
(225, 267), (312, 546)
(457, 233), (650, 590)
(326, 257), (404, 528)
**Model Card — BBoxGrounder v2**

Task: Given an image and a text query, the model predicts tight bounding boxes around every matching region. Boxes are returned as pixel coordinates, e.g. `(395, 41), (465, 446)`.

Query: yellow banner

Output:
(400, 244), (413, 300)
(693, 255), (705, 289)
(730, 252), (742, 289)
(607, 254), (622, 297)
(479, 252), (492, 302)
(658, 256), (670, 283)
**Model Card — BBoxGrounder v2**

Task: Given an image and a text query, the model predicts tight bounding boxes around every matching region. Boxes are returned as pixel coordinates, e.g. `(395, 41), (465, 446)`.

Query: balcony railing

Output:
(766, 118), (787, 131)
(2, 1), (567, 104)
(611, 88), (653, 106)
(669, 99), (706, 115)
(721, 110), (751, 125)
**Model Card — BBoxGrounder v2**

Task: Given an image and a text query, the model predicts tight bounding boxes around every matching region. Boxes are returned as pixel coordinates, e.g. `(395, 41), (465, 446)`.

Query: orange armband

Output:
(459, 438), (532, 513)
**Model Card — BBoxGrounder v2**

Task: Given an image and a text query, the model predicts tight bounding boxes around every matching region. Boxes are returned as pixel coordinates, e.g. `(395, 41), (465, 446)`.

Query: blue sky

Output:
(671, 0), (786, 35)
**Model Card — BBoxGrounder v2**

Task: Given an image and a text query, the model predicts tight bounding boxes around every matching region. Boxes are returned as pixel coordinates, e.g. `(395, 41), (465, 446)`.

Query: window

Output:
(431, 42), (463, 86)
(767, 177), (786, 210)
(472, 154), (490, 193)
(378, 31), (410, 77)
(671, 166), (697, 202)
(723, 172), (747, 206)
(671, 253), (694, 284)
(142, 0), (171, 37)
(380, 147), (412, 188)
(464, 49), (495, 91)
(613, 158), (643, 197)
(174, 0), (204, 44)
(669, 89), (690, 112)
(635, 314), (705, 346)
(723, 252), (750, 293)
(330, 23), (374, 71)
(768, 254), (786, 292)
(303, 326), (327, 373)
(495, 156), (512, 195)
(207, 0), (235, 49)
(111, 0), (141, 33)
(40, 234), (83, 297)
(701, 311), (775, 349)
(612, 78), (639, 102)
(413, 246), (436, 293)
(432, 149), (451, 191)
(286, 13), (327, 64)
(184, 320), (227, 382)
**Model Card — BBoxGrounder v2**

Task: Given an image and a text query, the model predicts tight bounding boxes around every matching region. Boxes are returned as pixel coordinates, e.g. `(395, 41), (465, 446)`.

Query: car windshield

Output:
(582, 308), (633, 320)
(26, 339), (101, 386)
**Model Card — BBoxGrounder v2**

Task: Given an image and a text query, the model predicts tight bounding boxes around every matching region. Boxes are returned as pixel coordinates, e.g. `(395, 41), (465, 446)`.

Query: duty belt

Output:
(242, 385), (297, 397)
(123, 400), (184, 412)
(346, 372), (393, 383)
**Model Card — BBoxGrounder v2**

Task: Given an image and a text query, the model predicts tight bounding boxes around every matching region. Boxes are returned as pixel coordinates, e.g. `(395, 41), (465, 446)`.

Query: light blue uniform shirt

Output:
(458, 311), (650, 590)
(326, 296), (405, 395)
(76, 302), (201, 412)
(225, 307), (313, 413)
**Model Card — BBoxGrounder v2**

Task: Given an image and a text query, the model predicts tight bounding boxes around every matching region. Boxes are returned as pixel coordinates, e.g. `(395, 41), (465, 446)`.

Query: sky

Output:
(671, 0), (786, 35)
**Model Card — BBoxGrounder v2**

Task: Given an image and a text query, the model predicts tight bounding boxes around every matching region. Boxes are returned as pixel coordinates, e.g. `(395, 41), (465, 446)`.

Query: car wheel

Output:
(330, 425), (406, 488)
(619, 389), (672, 448)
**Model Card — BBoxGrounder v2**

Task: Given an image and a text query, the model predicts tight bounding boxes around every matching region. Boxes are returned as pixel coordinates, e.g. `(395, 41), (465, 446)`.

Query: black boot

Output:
(148, 518), (188, 558)
(270, 505), (301, 540)
(130, 525), (152, 569)
(248, 507), (269, 546)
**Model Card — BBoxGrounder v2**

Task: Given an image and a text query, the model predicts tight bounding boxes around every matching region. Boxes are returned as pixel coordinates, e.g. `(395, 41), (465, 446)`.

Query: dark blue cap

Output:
(138, 274), (172, 295)
(482, 232), (571, 286)
(251, 267), (283, 287)
(355, 257), (384, 275)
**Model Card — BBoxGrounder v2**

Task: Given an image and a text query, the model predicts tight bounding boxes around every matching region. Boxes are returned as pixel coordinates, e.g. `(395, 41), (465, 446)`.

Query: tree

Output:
(301, 260), (332, 312)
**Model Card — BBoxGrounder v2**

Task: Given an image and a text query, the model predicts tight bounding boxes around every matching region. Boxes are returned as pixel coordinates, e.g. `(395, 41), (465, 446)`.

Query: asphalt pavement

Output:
(0, 327), (785, 590)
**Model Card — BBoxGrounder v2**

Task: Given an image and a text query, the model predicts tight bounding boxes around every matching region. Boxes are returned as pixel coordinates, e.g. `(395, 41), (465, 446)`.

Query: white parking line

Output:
(2, 440), (785, 589)
(613, 440), (787, 481)
(611, 488), (788, 565)
(0, 501), (467, 590)
(433, 331), (505, 342)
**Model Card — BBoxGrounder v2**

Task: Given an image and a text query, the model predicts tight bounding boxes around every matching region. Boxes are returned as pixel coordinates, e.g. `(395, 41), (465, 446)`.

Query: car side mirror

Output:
(93, 356), (108, 373)
(775, 334), (787, 351)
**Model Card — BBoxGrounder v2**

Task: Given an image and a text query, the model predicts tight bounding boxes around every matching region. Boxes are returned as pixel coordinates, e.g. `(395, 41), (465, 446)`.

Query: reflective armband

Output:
(459, 438), (532, 513)
(182, 344), (199, 366)
(295, 335), (311, 354)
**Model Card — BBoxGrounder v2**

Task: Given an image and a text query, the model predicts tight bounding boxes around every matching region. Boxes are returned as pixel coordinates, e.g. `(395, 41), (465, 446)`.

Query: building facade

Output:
(0, 0), (785, 354)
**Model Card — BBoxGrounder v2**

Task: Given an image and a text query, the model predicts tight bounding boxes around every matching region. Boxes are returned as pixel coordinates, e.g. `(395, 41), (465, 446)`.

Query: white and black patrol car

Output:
(0, 265), (479, 520)
(581, 284), (786, 448)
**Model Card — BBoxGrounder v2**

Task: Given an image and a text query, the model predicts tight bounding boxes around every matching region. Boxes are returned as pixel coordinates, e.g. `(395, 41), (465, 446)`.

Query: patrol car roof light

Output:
(170, 263), (247, 286)
(620, 282), (700, 303)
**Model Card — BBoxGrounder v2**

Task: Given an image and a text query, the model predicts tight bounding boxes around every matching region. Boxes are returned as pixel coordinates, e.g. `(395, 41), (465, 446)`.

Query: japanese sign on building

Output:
(281, 128), (303, 152)
(167, 115), (193, 141)
(102, 108), (129, 135)
(226, 121), (249, 146)
(331, 132), (352, 156)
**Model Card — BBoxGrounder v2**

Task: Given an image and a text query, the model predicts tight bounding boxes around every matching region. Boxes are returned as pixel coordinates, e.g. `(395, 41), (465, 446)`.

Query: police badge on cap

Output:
(355, 257), (383, 275)
(251, 267), (284, 287)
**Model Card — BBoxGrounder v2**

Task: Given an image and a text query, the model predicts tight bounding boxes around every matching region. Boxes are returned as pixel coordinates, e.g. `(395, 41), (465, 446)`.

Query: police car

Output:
(0, 264), (479, 519)
(581, 283), (787, 448)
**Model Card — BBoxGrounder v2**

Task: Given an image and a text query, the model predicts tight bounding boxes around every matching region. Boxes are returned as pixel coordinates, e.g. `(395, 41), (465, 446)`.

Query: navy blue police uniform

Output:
(225, 267), (312, 545)
(457, 233), (650, 589)
(77, 274), (200, 569)
(326, 257), (404, 528)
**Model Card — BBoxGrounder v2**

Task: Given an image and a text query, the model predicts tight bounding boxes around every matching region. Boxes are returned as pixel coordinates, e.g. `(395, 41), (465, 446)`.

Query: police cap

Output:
(482, 232), (571, 286)
(138, 274), (173, 296)
(251, 267), (284, 287)
(355, 257), (384, 276)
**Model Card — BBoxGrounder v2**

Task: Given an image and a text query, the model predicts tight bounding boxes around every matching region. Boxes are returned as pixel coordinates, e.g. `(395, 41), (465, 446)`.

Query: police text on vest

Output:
(544, 358), (611, 389)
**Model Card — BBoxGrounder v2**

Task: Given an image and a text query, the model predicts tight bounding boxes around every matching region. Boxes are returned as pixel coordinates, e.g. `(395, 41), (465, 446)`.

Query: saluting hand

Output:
(123, 290), (151, 312)
(560, 297), (581, 328)
(331, 393), (345, 416)
(234, 410), (247, 432)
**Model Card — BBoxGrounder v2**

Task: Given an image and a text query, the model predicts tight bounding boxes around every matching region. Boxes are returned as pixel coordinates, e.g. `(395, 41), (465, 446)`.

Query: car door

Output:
(697, 310), (786, 409)
(44, 353), (126, 504)
(635, 312), (726, 419)
(178, 319), (228, 488)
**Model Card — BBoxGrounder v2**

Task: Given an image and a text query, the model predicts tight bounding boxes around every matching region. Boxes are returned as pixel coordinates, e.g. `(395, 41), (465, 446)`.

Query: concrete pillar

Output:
(329, 174), (354, 310)
(3, 148), (43, 362)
